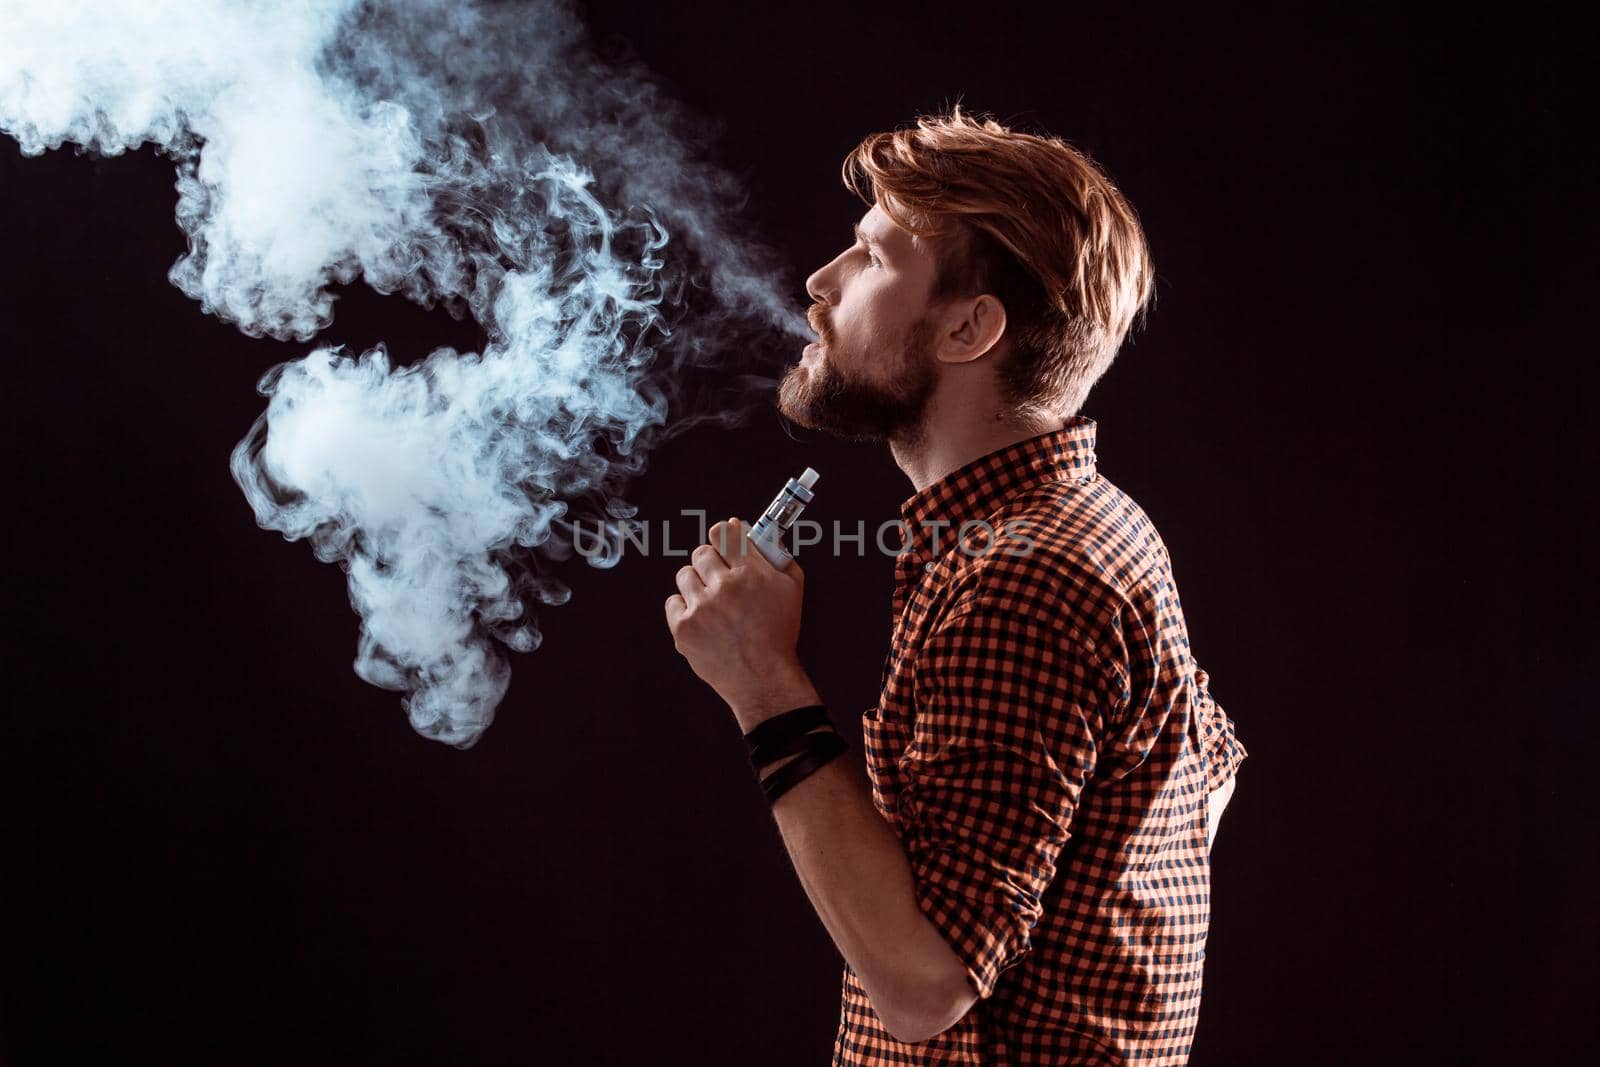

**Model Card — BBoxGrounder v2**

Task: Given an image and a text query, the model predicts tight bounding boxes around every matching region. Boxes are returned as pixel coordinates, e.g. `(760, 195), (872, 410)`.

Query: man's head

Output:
(777, 107), (1153, 444)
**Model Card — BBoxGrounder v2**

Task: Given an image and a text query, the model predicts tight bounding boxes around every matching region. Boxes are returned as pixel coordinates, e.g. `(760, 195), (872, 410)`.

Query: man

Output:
(664, 108), (1245, 1064)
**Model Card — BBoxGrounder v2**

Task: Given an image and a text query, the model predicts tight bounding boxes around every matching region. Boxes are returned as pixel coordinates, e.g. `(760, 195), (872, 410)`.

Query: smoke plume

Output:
(1, 0), (805, 746)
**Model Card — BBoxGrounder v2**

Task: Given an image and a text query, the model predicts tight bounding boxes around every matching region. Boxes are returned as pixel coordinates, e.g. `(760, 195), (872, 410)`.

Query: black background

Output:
(2, 2), (1593, 1064)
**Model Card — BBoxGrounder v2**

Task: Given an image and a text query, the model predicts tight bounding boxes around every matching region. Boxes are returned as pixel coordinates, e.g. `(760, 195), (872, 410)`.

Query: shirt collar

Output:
(896, 416), (1098, 569)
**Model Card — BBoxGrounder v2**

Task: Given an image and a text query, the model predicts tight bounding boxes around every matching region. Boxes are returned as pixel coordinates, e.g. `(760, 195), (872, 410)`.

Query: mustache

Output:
(806, 304), (833, 344)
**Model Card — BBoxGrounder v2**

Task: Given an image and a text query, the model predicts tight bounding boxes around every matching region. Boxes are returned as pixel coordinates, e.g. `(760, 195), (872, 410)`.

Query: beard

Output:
(776, 315), (939, 447)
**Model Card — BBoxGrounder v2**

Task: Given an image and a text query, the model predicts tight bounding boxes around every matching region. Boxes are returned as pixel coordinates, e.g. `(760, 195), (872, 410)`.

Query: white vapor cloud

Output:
(1, 0), (805, 745)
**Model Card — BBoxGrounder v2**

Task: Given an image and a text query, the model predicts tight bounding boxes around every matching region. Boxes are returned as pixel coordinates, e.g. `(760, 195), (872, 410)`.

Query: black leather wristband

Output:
(743, 703), (831, 762)
(748, 724), (839, 773)
(760, 730), (848, 805)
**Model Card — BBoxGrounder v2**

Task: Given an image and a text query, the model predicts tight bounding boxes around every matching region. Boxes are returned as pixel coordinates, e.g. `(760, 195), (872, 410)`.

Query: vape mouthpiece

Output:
(747, 468), (820, 569)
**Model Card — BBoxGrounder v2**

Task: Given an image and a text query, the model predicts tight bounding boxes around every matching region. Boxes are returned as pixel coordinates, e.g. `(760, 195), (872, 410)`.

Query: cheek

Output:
(839, 278), (902, 347)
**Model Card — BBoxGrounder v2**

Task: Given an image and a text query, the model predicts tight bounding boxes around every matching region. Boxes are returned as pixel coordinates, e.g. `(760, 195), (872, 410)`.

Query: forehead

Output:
(859, 204), (925, 256)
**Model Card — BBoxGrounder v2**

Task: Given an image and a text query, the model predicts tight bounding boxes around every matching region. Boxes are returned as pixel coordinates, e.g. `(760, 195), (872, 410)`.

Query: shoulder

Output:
(944, 473), (1172, 647)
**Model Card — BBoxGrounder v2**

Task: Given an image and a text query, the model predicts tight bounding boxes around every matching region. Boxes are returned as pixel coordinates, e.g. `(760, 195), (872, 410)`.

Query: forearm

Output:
(761, 741), (970, 1040)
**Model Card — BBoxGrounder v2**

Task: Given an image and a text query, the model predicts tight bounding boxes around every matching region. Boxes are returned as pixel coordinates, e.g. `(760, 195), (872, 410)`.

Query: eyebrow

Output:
(854, 223), (887, 256)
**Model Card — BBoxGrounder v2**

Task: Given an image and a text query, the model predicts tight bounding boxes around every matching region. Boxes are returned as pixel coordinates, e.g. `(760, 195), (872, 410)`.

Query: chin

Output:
(774, 371), (811, 426)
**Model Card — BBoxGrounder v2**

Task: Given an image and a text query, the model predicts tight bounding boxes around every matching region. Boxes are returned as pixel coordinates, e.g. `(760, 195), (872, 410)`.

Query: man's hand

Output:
(664, 518), (820, 730)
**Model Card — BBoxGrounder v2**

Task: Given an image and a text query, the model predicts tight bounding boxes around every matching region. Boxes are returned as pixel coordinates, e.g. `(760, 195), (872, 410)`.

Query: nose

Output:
(805, 256), (841, 308)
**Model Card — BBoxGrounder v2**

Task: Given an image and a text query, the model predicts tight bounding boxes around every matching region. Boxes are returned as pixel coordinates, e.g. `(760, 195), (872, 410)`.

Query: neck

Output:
(890, 385), (1066, 492)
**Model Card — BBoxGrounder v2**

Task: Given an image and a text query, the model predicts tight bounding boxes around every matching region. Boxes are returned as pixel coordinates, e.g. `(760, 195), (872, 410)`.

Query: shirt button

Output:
(924, 562), (935, 572)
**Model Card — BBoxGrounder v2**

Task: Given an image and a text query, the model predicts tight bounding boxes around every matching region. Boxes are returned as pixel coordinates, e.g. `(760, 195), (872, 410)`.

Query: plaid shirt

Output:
(833, 417), (1246, 1065)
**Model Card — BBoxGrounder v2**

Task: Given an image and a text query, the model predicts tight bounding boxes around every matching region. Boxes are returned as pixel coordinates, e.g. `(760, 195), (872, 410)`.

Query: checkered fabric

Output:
(833, 417), (1246, 1065)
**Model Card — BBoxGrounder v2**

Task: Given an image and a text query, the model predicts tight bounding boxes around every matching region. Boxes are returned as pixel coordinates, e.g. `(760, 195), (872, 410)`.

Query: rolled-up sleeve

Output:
(1193, 664), (1246, 793)
(900, 595), (1104, 1000)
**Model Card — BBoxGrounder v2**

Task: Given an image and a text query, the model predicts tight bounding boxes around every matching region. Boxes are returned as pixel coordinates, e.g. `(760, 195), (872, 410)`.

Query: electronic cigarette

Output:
(746, 467), (820, 569)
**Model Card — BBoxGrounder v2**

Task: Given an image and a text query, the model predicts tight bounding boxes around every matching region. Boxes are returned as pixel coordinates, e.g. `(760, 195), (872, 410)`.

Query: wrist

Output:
(756, 725), (837, 782)
(729, 666), (821, 732)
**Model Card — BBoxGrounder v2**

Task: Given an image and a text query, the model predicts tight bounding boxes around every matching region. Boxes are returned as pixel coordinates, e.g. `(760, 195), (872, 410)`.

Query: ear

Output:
(935, 294), (1007, 366)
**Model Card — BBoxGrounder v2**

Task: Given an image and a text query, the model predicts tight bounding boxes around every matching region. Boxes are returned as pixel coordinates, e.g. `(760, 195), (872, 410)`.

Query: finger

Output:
(691, 540), (730, 586)
(720, 517), (762, 569)
(664, 593), (686, 628)
(707, 519), (744, 562)
(674, 563), (705, 603)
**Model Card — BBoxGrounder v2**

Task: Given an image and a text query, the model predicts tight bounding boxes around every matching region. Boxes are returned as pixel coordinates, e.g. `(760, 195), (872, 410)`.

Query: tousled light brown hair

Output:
(844, 106), (1154, 421)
